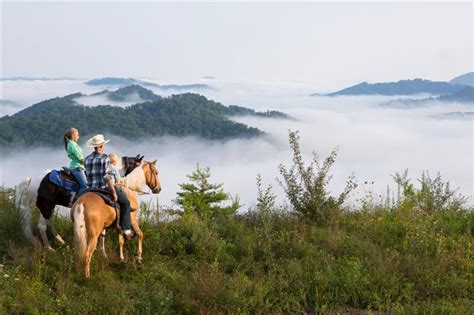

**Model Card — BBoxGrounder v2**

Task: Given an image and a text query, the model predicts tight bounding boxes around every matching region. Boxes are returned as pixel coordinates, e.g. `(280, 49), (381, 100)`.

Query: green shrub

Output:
(278, 130), (357, 225)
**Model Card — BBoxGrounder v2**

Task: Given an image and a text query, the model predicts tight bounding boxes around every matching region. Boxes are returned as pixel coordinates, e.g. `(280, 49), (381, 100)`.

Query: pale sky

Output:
(1, 2), (473, 89)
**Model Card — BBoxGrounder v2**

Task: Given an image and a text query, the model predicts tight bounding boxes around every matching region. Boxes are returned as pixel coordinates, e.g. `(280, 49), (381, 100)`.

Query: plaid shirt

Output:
(85, 151), (114, 189)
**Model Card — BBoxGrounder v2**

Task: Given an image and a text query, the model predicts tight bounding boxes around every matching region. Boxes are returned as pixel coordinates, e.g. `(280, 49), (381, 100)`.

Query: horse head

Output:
(142, 160), (161, 194)
(123, 154), (144, 176)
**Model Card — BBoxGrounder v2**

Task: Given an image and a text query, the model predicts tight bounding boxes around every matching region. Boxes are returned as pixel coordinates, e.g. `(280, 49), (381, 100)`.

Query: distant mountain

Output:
(0, 90), (289, 147)
(225, 105), (290, 119)
(449, 72), (474, 87)
(383, 86), (474, 107)
(438, 86), (474, 102)
(0, 99), (20, 107)
(431, 112), (474, 120)
(85, 77), (212, 90)
(319, 79), (465, 96)
(90, 85), (162, 102)
(0, 100), (22, 117)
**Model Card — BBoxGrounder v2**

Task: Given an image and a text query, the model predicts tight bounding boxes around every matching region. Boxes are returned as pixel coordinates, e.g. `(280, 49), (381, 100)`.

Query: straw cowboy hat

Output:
(86, 134), (110, 148)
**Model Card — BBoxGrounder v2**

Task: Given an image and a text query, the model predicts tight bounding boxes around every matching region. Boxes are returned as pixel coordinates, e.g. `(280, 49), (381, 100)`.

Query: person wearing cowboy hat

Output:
(84, 134), (134, 239)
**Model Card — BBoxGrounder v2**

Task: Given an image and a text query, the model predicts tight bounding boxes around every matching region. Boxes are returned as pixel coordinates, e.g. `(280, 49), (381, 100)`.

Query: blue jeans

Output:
(71, 168), (88, 196)
(114, 186), (132, 231)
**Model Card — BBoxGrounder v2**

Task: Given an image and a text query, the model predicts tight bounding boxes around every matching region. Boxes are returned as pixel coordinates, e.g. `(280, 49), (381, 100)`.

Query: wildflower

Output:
(14, 278), (19, 281)
(3, 274), (9, 278)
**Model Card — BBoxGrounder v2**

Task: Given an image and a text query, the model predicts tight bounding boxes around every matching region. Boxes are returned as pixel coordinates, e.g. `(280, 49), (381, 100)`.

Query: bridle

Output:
(143, 162), (160, 194)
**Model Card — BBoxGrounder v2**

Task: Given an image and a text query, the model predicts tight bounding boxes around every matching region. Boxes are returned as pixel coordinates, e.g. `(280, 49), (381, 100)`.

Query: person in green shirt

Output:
(64, 128), (88, 197)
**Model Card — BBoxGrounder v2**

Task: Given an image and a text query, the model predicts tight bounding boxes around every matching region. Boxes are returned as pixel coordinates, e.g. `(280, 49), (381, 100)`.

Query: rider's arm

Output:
(104, 158), (118, 201)
(106, 178), (118, 201)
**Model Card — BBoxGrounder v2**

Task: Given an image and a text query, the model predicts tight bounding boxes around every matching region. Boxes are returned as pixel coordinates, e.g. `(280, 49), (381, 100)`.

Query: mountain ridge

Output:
(318, 79), (465, 96)
(449, 72), (474, 87)
(0, 87), (289, 147)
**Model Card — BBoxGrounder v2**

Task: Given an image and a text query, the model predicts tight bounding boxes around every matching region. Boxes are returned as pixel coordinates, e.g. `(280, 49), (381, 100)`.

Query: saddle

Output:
(88, 188), (116, 207)
(88, 188), (122, 230)
(49, 169), (78, 192)
(60, 167), (79, 183)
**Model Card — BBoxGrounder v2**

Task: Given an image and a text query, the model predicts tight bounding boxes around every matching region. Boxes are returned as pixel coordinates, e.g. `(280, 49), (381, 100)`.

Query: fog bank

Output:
(1, 79), (472, 209)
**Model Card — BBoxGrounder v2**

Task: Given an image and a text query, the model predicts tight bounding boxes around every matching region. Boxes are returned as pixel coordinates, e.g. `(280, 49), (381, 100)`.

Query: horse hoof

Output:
(136, 257), (143, 264)
(55, 236), (66, 245)
(46, 246), (55, 252)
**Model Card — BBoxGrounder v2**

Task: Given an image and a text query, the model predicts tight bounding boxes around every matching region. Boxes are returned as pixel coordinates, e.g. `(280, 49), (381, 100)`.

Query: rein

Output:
(128, 188), (152, 195)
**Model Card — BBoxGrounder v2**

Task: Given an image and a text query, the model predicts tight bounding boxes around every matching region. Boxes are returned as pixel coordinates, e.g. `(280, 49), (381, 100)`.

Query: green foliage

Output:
(393, 169), (469, 213)
(175, 165), (240, 220)
(278, 130), (357, 224)
(0, 180), (473, 313)
(255, 174), (277, 214)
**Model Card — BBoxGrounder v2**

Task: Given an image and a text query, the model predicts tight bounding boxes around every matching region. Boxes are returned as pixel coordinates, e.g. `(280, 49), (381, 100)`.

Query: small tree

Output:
(255, 174), (277, 215)
(278, 130), (357, 224)
(175, 164), (240, 220)
(393, 169), (468, 213)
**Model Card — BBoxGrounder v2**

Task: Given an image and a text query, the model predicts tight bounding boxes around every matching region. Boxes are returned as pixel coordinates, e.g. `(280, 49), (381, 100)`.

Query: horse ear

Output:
(140, 155), (144, 160)
(152, 160), (157, 165)
(135, 154), (140, 159)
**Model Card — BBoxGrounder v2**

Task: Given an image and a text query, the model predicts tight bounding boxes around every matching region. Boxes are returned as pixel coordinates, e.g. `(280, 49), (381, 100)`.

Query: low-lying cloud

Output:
(1, 79), (472, 211)
(73, 93), (148, 108)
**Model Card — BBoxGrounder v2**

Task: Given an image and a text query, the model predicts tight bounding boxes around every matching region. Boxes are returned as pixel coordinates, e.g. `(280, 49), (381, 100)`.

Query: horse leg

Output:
(118, 233), (125, 262)
(47, 217), (65, 245)
(131, 212), (144, 263)
(84, 227), (101, 279)
(99, 230), (108, 261)
(38, 216), (54, 251)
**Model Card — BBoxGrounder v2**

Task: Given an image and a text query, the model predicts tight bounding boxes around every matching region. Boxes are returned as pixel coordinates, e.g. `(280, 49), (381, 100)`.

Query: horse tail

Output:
(15, 177), (34, 242)
(72, 201), (87, 265)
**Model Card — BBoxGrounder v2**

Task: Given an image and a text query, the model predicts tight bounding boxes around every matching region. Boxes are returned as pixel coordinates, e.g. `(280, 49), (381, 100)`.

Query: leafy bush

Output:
(393, 169), (469, 213)
(278, 130), (357, 224)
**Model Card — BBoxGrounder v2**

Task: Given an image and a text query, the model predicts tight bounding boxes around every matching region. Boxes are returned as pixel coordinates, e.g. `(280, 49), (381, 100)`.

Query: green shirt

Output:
(66, 140), (85, 170)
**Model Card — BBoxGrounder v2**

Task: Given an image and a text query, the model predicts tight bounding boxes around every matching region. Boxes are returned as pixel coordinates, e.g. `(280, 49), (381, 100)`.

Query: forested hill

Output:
(0, 89), (289, 147)
(90, 84), (163, 102)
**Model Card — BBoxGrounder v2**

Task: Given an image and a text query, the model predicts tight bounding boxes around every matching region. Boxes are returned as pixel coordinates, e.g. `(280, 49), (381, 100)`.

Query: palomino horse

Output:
(71, 160), (161, 278)
(16, 155), (143, 250)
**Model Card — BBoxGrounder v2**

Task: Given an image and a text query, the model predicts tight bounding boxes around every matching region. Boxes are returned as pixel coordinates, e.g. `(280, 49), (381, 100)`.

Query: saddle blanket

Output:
(88, 189), (117, 208)
(49, 170), (77, 192)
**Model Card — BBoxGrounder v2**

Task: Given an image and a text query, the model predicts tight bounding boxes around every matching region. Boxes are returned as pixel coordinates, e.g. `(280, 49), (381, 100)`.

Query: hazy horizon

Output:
(2, 2), (473, 91)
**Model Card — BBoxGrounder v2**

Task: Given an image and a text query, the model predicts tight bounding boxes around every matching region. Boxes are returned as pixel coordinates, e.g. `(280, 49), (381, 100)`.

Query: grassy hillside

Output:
(0, 133), (472, 314)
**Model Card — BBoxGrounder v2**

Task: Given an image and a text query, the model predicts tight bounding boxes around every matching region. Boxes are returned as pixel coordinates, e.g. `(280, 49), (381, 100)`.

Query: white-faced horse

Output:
(15, 155), (144, 250)
(71, 160), (161, 278)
